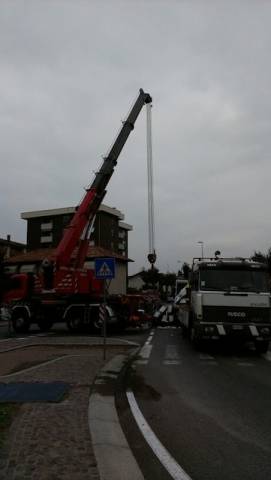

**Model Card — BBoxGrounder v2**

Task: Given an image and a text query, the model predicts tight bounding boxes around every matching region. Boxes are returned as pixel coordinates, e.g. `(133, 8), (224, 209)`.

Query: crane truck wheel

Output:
(66, 309), (84, 333)
(11, 308), (30, 334)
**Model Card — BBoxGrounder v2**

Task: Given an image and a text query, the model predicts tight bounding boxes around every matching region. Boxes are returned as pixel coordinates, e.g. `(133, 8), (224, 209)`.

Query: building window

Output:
(40, 234), (53, 244)
(41, 222), (53, 231)
(118, 230), (125, 239)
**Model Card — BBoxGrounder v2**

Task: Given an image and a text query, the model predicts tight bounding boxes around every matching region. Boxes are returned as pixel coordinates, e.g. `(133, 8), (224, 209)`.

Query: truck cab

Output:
(178, 257), (271, 353)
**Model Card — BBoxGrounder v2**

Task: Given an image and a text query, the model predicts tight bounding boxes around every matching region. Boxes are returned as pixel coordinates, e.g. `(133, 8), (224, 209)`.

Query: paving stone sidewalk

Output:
(0, 339), (134, 480)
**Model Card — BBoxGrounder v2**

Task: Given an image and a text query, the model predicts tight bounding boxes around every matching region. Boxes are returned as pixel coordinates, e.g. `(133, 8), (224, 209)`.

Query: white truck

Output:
(178, 257), (271, 353)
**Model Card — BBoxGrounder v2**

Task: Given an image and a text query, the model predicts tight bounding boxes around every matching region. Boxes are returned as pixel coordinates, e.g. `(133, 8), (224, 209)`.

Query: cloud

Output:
(1, 1), (271, 272)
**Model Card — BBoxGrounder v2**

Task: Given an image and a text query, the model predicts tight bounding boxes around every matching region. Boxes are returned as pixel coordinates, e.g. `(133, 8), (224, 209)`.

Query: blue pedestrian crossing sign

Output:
(95, 258), (115, 280)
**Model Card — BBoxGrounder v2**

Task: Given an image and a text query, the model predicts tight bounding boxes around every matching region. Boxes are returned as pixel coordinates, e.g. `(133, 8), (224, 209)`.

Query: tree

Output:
(182, 262), (191, 280)
(140, 267), (160, 289)
(251, 249), (271, 275)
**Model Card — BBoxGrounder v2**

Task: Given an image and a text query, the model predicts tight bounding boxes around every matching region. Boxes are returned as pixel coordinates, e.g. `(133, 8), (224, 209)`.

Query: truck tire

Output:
(92, 316), (103, 334)
(189, 323), (202, 350)
(255, 341), (269, 354)
(12, 308), (30, 334)
(66, 309), (84, 333)
(181, 324), (188, 338)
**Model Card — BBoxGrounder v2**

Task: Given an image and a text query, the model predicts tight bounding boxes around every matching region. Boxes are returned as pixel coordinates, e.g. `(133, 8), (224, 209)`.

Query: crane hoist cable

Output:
(146, 102), (156, 269)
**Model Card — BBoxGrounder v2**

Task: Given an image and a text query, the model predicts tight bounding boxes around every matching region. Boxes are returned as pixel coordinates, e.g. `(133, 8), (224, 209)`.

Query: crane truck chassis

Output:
(177, 258), (271, 353)
(1, 89), (153, 334)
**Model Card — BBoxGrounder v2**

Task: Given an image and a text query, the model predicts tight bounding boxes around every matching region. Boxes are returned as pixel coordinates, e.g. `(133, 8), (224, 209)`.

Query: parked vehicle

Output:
(177, 257), (271, 353)
(1, 89), (152, 333)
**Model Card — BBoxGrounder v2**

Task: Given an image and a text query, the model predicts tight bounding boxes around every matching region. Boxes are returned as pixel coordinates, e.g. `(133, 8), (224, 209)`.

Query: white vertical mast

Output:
(146, 102), (156, 268)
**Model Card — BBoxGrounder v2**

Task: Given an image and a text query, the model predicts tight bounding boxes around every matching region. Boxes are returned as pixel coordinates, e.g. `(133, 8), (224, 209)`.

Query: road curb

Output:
(0, 337), (137, 354)
(88, 347), (144, 480)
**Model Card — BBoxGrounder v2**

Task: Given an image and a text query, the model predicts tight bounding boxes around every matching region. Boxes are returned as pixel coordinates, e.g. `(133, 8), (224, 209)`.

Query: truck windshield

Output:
(199, 269), (269, 292)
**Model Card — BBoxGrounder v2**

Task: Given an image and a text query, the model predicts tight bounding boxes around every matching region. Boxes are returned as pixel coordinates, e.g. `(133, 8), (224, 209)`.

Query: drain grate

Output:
(0, 382), (70, 402)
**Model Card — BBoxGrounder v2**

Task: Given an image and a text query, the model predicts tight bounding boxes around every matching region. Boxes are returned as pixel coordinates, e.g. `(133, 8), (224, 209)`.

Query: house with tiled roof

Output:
(0, 235), (26, 260)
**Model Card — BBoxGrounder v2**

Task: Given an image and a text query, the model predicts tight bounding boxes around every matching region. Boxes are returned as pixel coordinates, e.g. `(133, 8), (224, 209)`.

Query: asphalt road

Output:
(118, 326), (271, 480)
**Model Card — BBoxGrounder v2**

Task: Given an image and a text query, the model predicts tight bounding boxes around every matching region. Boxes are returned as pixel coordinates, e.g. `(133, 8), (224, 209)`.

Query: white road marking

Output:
(237, 362), (254, 367)
(139, 344), (153, 360)
(127, 390), (192, 480)
(157, 326), (177, 330)
(164, 360), (181, 365)
(146, 333), (154, 345)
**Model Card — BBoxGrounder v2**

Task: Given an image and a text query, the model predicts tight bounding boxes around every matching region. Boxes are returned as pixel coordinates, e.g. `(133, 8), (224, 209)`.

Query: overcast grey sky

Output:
(1, 1), (271, 273)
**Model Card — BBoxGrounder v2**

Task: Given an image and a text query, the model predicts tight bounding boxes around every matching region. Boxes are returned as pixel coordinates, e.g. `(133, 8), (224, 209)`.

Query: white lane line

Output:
(157, 326), (177, 330)
(237, 362), (254, 367)
(145, 330), (155, 345)
(163, 360), (180, 365)
(127, 390), (192, 480)
(139, 344), (153, 360)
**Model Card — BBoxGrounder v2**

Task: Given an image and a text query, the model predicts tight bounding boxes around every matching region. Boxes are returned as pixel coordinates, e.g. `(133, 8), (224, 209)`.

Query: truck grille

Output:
(202, 306), (270, 323)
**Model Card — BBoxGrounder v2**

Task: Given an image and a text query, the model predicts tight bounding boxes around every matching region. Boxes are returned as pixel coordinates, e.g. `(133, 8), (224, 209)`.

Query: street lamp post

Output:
(198, 241), (204, 258)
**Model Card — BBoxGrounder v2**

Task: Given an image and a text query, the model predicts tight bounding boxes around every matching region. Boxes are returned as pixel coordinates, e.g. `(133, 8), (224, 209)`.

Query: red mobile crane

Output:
(2, 89), (152, 333)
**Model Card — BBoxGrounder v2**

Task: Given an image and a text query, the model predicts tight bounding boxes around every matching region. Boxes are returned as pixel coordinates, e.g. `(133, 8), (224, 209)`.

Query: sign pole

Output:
(94, 257), (116, 362)
(103, 279), (107, 361)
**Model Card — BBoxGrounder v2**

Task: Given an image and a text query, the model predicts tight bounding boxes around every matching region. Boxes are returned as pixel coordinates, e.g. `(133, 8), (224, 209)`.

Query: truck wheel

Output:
(181, 325), (188, 338)
(189, 324), (202, 350)
(66, 311), (84, 333)
(92, 316), (103, 333)
(255, 341), (269, 354)
(12, 309), (30, 334)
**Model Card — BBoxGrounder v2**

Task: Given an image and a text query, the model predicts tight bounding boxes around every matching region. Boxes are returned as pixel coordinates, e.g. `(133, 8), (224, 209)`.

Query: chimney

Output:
(7, 234), (11, 242)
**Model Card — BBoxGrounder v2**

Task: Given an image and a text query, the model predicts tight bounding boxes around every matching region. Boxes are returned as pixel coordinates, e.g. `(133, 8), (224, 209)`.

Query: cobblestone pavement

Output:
(0, 339), (134, 480)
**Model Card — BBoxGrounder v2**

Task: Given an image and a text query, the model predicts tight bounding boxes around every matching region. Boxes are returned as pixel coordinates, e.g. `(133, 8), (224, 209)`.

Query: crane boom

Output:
(55, 89), (152, 269)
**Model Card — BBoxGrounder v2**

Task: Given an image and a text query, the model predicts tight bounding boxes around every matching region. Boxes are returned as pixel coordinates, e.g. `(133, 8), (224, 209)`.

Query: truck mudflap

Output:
(197, 322), (271, 341)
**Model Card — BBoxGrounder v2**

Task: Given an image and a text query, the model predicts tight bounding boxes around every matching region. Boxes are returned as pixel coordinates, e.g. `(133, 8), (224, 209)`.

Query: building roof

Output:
(128, 271), (144, 279)
(21, 204), (124, 220)
(0, 237), (26, 248)
(5, 246), (132, 264)
(119, 221), (133, 231)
